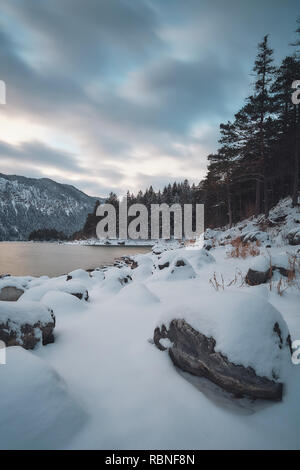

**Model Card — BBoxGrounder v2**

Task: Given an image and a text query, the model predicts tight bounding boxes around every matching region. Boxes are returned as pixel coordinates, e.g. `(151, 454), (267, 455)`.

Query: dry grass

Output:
(209, 272), (225, 291)
(268, 253), (300, 295)
(226, 237), (260, 259)
(209, 268), (245, 291)
(276, 278), (289, 296)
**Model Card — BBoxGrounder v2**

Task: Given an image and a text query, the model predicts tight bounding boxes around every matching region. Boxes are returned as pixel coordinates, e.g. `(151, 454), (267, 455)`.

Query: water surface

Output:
(0, 242), (150, 277)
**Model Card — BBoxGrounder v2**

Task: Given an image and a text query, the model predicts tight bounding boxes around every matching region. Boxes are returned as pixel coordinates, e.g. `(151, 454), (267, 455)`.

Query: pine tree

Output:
(249, 35), (276, 215)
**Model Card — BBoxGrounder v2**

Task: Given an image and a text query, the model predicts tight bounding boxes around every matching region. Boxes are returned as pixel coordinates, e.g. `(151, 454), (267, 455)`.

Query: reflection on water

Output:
(0, 242), (151, 277)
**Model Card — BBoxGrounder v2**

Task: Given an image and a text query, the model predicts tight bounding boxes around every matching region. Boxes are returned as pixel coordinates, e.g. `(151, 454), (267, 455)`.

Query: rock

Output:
(114, 256), (138, 269)
(175, 259), (186, 267)
(158, 262), (170, 270)
(154, 319), (284, 401)
(246, 268), (271, 286)
(119, 274), (132, 285)
(287, 228), (300, 246)
(0, 301), (56, 350)
(272, 214), (287, 224)
(0, 286), (24, 301)
(153, 250), (162, 255)
(131, 261), (138, 269)
(72, 291), (89, 301)
(203, 240), (213, 251)
(0, 274), (11, 279)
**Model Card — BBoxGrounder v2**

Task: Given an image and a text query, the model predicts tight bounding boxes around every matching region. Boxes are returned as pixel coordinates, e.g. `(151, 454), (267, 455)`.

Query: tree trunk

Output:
(264, 175), (269, 217)
(226, 183), (233, 228)
(255, 179), (261, 216)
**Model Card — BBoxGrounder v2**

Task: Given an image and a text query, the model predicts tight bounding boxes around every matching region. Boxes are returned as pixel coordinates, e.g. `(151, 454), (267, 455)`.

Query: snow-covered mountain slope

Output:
(0, 173), (104, 240)
(204, 197), (300, 248)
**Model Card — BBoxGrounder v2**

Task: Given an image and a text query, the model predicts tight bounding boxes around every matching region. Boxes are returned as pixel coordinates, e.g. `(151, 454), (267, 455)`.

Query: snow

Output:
(0, 300), (53, 326)
(0, 347), (86, 449)
(0, 174), (101, 240)
(41, 291), (86, 316)
(249, 254), (271, 272)
(1, 197), (300, 449)
(271, 252), (290, 270)
(115, 282), (160, 305)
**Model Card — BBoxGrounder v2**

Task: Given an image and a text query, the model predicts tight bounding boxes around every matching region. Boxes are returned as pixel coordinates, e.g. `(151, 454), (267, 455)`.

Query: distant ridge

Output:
(0, 173), (105, 241)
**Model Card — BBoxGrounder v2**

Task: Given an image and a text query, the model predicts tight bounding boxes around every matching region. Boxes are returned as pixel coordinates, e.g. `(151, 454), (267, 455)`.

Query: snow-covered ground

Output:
(0, 198), (300, 449)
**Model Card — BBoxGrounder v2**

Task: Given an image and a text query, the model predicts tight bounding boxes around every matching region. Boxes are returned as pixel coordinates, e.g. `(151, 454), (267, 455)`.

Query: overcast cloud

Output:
(0, 0), (298, 196)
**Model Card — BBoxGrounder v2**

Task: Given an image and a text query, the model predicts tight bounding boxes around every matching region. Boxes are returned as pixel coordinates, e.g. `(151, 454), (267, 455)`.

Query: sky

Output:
(0, 0), (299, 197)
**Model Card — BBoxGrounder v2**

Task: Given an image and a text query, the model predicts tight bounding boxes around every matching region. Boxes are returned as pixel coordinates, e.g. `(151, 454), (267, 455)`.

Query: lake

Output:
(0, 242), (151, 277)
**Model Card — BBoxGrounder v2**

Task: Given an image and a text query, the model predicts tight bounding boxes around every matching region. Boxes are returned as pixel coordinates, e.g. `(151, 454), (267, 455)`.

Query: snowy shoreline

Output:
(65, 238), (157, 246)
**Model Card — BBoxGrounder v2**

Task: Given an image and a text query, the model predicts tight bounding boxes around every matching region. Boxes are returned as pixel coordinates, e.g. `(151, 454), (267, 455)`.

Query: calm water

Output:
(0, 242), (151, 277)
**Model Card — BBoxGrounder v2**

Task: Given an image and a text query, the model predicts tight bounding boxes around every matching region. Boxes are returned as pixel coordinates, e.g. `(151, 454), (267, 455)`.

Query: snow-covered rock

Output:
(166, 258), (196, 281)
(246, 255), (271, 285)
(155, 291), (291, 396)
(20, 278), (89, 302)
(0, 347), (86, 449)
(41, 291), (86, 316)
(203, 197), (300, 249)
(90, 269), (105, 281)
(287, 228), (300, 246)
(66, 269), (91, 282)
(246, 252), (294, 285)
(115, 282), (160, 305)
(0, 301), (55, 349)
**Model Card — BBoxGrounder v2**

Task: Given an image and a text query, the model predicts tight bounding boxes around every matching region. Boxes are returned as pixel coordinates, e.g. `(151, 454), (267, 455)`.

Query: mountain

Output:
(0, 173), (105, 241)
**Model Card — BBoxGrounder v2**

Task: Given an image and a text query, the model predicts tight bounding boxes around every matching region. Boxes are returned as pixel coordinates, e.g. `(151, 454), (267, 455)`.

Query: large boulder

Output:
(154, 320), (285, 400)
(154, 292), (291, 401)
(0, 301), (55, 350)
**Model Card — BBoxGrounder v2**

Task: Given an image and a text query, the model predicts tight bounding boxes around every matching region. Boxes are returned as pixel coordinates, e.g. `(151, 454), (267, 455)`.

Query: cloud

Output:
(0, 0), (298, 196)
(0, 140), (84, 173)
